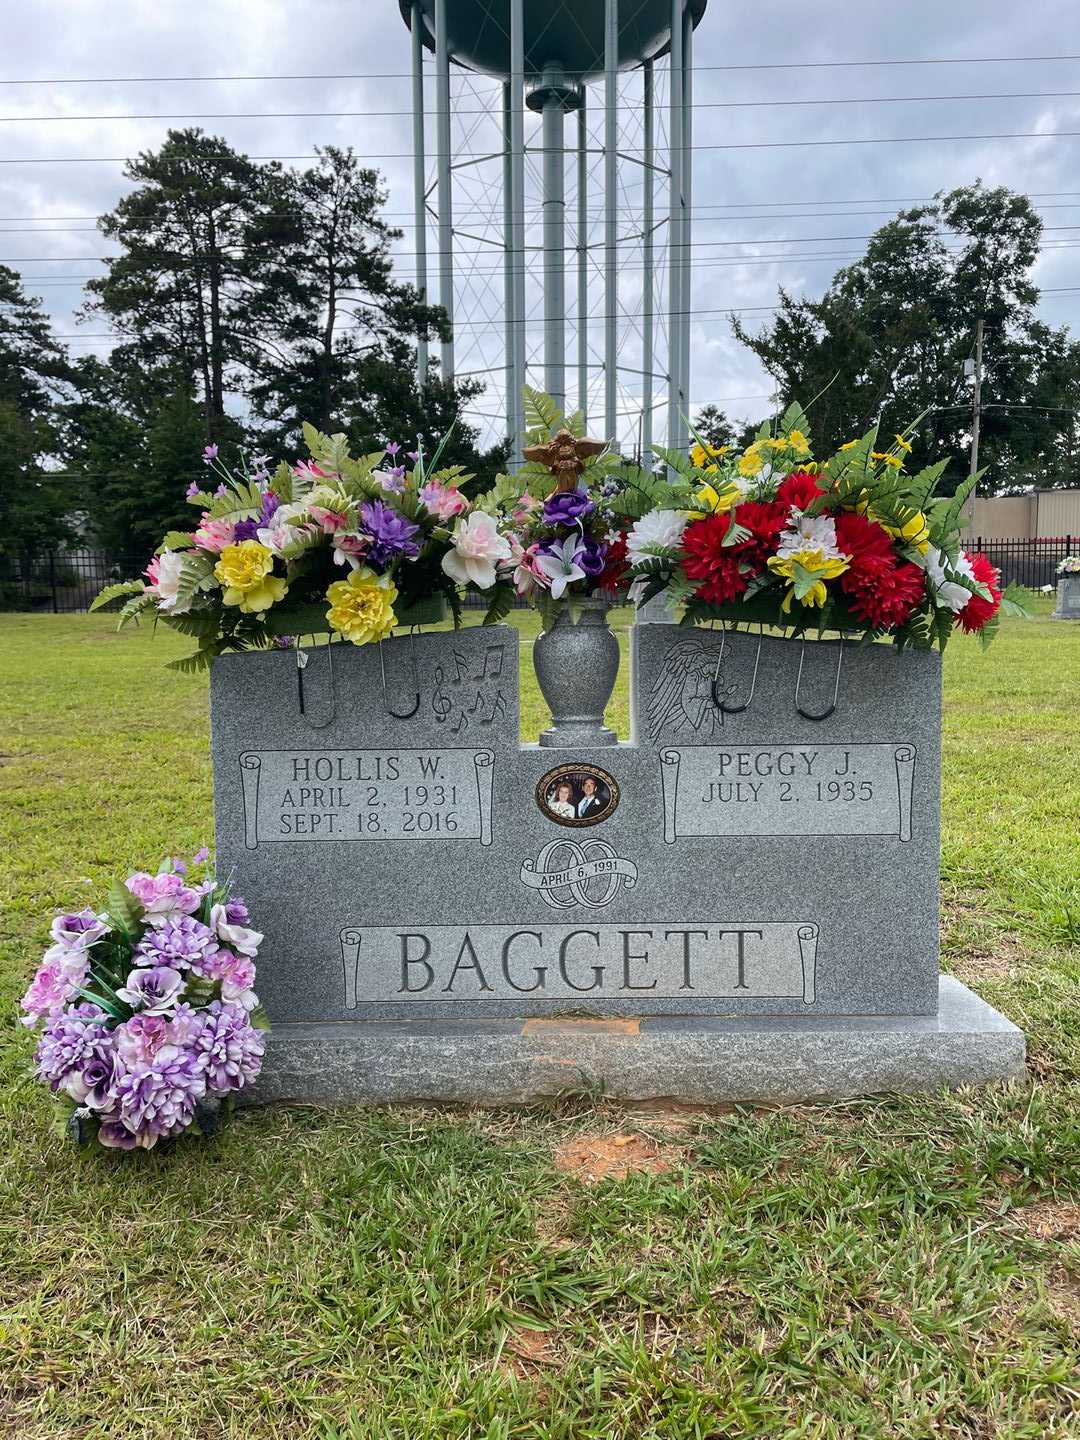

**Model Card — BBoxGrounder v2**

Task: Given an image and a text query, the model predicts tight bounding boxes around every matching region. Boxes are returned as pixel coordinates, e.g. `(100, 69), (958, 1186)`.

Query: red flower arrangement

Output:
(955, 554), (1002, 633)
(681, 513), (752, 605)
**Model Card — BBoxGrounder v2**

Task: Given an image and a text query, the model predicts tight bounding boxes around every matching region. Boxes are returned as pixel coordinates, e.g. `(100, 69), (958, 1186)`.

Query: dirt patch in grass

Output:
(941, 890), (1033, 983)
(499, 1326), (562, 1396)
(553, 1131), (681, 1184)
(1014, 1199), (1080, 1242)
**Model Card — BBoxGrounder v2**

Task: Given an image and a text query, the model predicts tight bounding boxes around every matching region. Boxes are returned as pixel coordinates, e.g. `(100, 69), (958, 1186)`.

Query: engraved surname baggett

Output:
(660, 743), (916, 842)
(238, 747), (495, 846)
(338, 920), (819, 1008)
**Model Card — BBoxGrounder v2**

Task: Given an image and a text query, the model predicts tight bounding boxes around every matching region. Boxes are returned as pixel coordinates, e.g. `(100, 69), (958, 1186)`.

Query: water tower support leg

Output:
(410, 1), (428, 388)
(509, 0), (526, 465)
(681, 4), (694, 438)
(434, 0), (454, 381)
(642, 59), (654, 464)
(577, 96), (589, 428)
(502, 82), (514, 444)
(542, 97), (567, 414)
(604, 0), (619, 444)
(667, 0), (684, 462)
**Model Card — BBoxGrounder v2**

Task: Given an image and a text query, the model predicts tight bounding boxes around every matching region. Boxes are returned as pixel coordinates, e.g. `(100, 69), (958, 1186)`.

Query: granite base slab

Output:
(248, 977), (1024, 1107)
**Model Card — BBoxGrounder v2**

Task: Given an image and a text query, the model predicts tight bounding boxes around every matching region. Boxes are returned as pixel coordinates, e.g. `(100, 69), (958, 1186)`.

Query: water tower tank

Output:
(399, 0), (708, 79)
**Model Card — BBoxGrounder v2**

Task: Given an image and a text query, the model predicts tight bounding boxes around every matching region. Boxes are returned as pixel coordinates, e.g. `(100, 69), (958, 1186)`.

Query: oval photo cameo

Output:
(536, 763), (620, 828)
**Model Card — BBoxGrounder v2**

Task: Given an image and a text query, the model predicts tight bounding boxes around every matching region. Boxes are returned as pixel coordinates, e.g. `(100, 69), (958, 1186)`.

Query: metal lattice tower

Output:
(400, 0), (708, 461)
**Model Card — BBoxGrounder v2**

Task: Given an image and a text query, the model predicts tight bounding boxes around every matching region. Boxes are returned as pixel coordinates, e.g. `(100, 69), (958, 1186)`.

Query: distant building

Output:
(971, 489), (1080, 540)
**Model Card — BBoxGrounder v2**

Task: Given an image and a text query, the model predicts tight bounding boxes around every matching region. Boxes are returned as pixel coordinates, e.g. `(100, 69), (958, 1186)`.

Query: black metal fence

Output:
(2, 538), (1074, 615)
(969, 536), (1076, 590)
(0, 550), (533, 613)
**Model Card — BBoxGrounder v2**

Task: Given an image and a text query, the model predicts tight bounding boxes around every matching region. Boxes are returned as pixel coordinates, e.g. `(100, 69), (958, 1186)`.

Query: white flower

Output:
(209, 903), (263, 957)
(626, 510), (687, 565)
(441, 511), (512, 589)
(924, 545), (976, 613)
(153, 550), (193, 614)
(257, 500), (309, 556)
(535, 536), (587, 600)
(775, 513), (846, 563)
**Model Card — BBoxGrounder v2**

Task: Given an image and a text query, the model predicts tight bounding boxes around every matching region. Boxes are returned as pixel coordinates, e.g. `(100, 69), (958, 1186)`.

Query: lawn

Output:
(1, 607), (1078, 1439)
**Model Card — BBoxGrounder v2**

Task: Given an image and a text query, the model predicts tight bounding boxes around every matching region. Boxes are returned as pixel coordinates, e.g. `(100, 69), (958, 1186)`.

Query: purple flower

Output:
(385, 442), (401, 457)
(379, 469), (406, 495)
(125, 871), (200, 922)
(114, 1014), (170, 1068)
(171, 857), (188, 876)
(224, 897), (250, 925)
(202, 444), (219, 464)
(135, 915), (217, 971)
(196, 1002), (265, 1096)
(62, 1040), (122, 1109)
(186, 481), (201, 499)
(272, 635), (295, 649)
(232, 518), (260, 542)
(49, 908), (109, 951)
(259, 490), (281, 526)
(109, 1045), (208, 1147)
(214, 484), (228, 497)
(193, 846), (210, 864)
(406, 450), (419, 463)
(35, 1004), (108, 1090)
(542, 488), (595, 527)
(358, 499), (420, 569)
(577, 538), (608, 576)
(116, 965), (186, 1016)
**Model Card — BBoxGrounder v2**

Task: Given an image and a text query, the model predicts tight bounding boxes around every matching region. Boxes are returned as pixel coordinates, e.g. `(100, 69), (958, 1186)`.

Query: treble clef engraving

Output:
(431, 664), (452, 724)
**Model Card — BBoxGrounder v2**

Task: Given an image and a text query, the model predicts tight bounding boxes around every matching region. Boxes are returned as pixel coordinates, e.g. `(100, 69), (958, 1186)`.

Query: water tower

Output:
(399, 0), (708, 460)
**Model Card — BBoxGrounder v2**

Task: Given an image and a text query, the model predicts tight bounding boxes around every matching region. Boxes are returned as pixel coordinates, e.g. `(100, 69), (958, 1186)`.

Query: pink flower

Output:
(332, 533), (370, 570)
(114, 1014), (170, 1068)
(514, 542), (550, 597)
(125, 871), (201, 923)
(20, 957), (85, 1027)
(193, 515), (237, 553)
(309, 505), (349, 534)
(216, 951), (258, 1008)
(294, 460), (330, 483)
(419, 482), (468, 521)
(441, 511), (512, 590)
(144, 555), (161, 587)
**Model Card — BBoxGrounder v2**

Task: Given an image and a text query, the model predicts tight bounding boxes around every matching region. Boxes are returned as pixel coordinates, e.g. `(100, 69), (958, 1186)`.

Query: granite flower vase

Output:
(534, 597), (619, 747)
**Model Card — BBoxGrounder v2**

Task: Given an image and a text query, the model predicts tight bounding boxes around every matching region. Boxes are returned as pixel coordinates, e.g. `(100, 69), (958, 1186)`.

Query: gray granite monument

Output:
(1051, 574), (1080, 620)
(211, 622), (1024, 1104)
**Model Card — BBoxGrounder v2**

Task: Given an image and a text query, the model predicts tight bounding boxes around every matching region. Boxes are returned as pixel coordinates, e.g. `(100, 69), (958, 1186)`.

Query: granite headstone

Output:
(211, 623), (942, 1024)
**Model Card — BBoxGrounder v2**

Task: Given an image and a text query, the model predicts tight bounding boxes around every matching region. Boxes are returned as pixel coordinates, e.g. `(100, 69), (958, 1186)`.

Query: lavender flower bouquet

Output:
(21, 852), (268, 1150)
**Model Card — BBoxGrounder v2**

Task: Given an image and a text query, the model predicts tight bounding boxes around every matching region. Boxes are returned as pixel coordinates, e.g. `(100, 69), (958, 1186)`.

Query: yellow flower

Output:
(871, 450), (903, 471)
(693, 478), (743, 514)
(690, 441), (729, 468)
(839, 439), (859, 452)
(767, 549), (850, 612)
(882, 510), (930, 555)
(894, 433), (913, 454)
(737, 444), (764, 478)
(787, 428), (811, 455)
(765, 437), (788, 452)
(325, 566), (398, 646)
(214, 541), (288, 614)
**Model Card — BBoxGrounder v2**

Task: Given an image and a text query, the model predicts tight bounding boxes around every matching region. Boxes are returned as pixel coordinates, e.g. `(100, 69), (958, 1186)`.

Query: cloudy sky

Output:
(6, 0), (1080, 448)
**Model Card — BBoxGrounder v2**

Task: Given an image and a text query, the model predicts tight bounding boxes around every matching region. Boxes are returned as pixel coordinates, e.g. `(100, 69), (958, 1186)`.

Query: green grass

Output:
(1, 607), (1078, 1439)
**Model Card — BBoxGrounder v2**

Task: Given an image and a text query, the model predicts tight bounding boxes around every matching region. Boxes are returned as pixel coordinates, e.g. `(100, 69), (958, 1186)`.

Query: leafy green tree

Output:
(83, 128), (270, 443)
(691, 404), (738, 453)
(733, 183), (1080, 494)
(0, 266), (75, 558)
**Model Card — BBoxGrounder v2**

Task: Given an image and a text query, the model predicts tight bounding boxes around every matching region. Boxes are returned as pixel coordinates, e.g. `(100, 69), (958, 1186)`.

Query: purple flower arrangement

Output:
(21, 852), (267, 1151)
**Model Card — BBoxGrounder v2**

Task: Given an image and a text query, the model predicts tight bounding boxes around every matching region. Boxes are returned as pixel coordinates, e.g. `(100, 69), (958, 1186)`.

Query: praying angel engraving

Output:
(646, 639), (732, 742)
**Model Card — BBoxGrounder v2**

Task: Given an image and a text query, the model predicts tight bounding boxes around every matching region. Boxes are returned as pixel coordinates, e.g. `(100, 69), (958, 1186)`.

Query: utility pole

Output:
(969, 316), (984, 480)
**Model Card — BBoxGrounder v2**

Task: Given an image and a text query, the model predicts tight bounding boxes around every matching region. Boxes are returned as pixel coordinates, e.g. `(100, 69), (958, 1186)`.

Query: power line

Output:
(3, 89), (1080, 122)
(2, 55), (1079, 84)
(6, 226), (1080, 266)
(2, 130), (1080, 165)
(2, 193), (1080, 228)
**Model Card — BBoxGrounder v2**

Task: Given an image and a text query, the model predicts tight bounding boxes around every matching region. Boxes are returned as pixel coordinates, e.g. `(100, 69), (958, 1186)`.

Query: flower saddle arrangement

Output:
(620, 402), (1029, 671)
(467, 389), (634, 745)
(92, 426), (482, 672)
(20, 852), (267, 1151)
